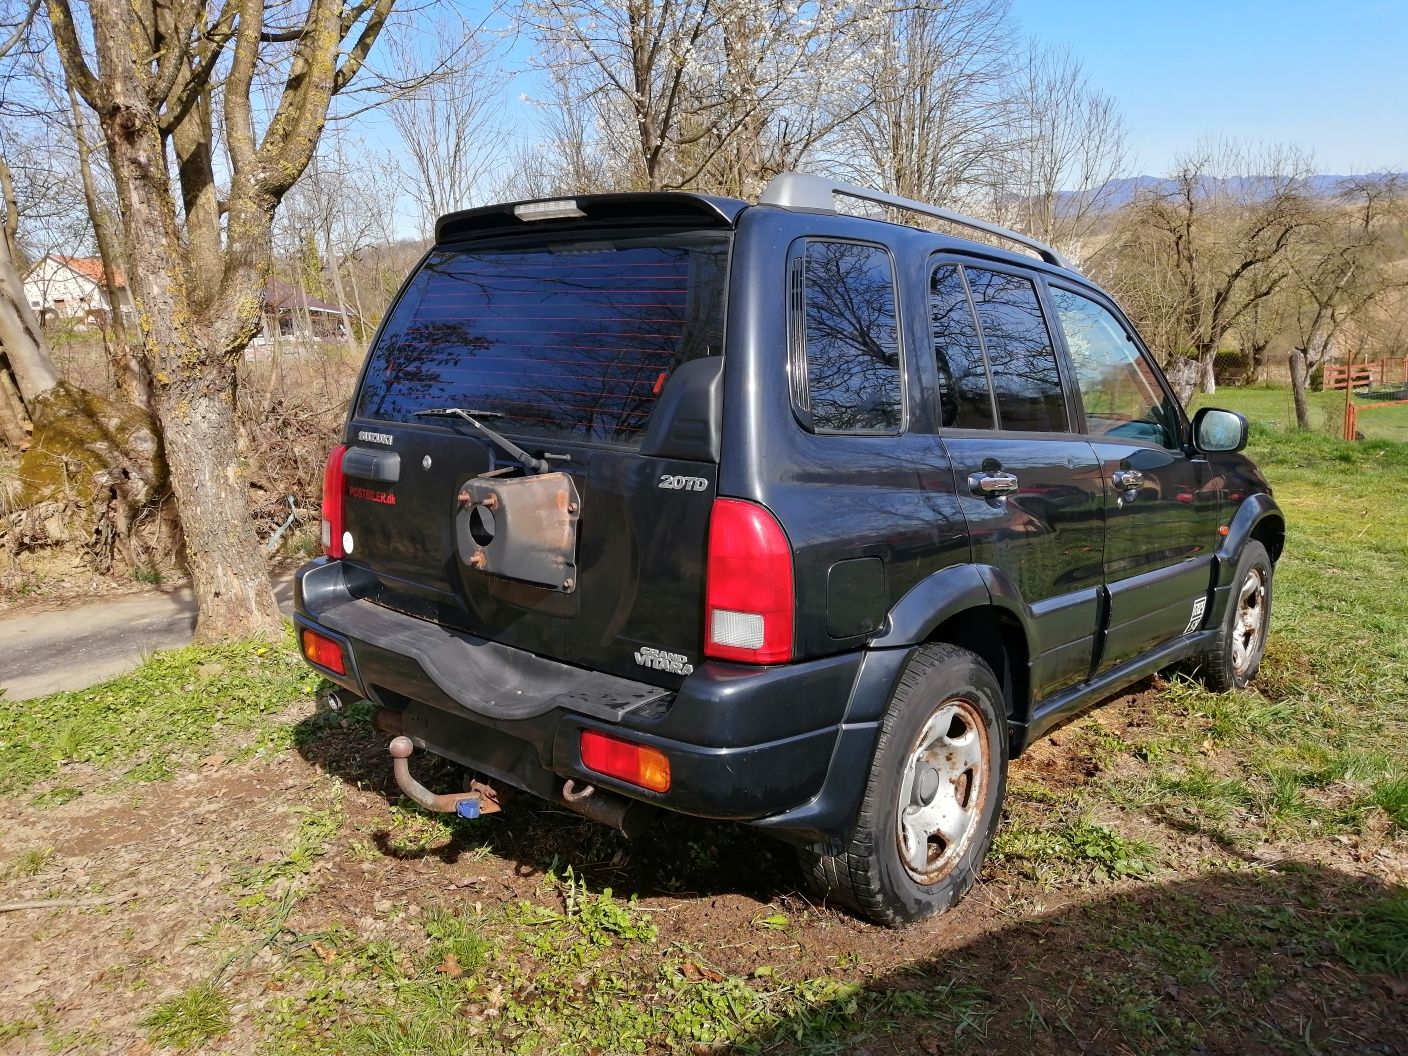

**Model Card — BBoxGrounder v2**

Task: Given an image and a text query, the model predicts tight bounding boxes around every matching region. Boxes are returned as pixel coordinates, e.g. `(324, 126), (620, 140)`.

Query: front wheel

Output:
(797, 643), (1007, 926)
(1198, 540), (1273, 692)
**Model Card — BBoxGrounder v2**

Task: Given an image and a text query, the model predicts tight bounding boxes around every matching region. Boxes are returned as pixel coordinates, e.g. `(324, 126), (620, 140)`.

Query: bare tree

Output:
(1100, 141), (1315, 393)
(1286, 176), (1408, 428)
(523, 0), (870, 196)
(384, 27), (504, 236)
(835, 0), (1013, 207)
(47, 0), (399, 639)
(992, 43), (1127, 263)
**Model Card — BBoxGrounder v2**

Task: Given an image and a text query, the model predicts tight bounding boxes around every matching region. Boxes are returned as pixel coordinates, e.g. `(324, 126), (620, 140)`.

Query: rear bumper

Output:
(295, 558), (906, 840)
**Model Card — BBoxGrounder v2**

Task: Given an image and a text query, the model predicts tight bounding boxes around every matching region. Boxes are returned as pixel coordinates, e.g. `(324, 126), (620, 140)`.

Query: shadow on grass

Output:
(722, 864), (1407, 1056)
(291, 701), (800, 903)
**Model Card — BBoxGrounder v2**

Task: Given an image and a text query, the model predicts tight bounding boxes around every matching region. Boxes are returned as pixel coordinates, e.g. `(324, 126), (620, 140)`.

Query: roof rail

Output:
(758, 171), (1075, 271)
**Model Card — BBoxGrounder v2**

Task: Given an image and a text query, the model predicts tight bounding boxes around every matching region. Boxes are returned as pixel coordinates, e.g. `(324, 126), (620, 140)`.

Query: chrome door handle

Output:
(969, 471), (1019, 497)
(1112, 469), (1145, 490)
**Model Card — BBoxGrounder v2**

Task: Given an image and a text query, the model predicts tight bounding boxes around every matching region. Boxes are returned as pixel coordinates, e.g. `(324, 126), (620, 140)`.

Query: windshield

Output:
(354, 230), (729, 447)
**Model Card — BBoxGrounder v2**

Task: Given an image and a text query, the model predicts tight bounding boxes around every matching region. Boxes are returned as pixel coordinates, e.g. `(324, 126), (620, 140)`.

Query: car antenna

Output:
(415, 408), (552, 474)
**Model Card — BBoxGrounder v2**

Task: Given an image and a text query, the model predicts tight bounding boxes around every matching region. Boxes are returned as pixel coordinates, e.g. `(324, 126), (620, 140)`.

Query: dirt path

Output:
(0, 575), (295, 700)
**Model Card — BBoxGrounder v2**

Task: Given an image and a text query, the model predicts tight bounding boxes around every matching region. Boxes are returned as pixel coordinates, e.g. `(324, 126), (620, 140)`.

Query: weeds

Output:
(1330, 889), (1408, 977)
(139, 982), (232, 1050)
(0, 632), (318, 796)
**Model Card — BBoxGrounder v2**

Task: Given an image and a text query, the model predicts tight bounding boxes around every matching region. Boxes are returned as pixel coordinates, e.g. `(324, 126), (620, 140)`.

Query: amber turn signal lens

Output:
(301, 628), (347, 675)
(579, 730), (671, 793)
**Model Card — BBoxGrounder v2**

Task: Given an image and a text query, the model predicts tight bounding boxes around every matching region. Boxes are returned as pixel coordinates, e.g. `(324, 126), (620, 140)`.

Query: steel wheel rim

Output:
(1231, 567), (1268, 676)
(895, 697), (990, 884)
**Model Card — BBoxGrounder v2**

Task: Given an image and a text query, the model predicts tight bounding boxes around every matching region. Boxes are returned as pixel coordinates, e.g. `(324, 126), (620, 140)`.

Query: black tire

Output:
(797, 643), (1008, 926)
(1199, 540), (1273, 692)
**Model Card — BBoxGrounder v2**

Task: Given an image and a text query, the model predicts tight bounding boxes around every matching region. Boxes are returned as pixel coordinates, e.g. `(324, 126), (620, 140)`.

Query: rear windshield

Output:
(354, 230), (729, 446)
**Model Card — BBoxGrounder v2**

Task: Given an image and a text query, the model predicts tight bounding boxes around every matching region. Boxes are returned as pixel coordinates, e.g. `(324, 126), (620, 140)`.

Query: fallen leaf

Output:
(438, 953), (463, 978)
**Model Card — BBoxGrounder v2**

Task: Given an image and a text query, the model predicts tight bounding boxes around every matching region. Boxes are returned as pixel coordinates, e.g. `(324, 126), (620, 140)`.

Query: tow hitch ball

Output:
(387, 736), (502, 819)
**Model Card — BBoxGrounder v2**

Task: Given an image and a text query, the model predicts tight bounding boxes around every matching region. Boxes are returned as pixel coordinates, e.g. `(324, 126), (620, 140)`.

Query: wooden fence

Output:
(1323, 359), (1408, 390)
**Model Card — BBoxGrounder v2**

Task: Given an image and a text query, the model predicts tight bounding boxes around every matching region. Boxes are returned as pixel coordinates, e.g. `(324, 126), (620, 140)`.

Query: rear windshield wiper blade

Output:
(415, 407), (550, 474)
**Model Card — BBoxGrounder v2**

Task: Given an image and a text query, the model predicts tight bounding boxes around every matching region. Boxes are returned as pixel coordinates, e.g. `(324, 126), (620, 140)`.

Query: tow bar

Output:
(387, 736), (502, 819)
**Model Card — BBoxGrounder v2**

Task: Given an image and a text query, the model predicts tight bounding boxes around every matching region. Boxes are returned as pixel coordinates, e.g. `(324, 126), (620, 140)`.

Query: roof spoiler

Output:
(435, 192), (745, 244)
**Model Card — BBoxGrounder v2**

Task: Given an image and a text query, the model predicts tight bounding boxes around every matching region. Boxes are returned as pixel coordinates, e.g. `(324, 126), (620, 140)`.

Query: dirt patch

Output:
(1, 692), (1403, 1055)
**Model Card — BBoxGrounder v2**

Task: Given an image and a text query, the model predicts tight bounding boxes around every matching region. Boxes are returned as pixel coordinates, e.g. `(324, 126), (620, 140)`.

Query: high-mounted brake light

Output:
(320, 444), (347, 558)
(580, 730), (671, 793)
(704, 498), (794, 664)
(301, 628), (347, 675)
(514, 199), (586, 222)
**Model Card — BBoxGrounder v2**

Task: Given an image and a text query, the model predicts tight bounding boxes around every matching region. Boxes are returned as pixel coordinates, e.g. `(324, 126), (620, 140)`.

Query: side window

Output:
(1051, 287), (1179, 448)
(930, 265), (994, 429)
(794, 240), (903, 433)
(965, 268), (1068, 433)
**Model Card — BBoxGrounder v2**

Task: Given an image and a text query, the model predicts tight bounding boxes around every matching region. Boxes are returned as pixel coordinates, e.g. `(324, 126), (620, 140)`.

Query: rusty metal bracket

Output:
(455, 471), (581, 592)
(388, 736), (502, 818)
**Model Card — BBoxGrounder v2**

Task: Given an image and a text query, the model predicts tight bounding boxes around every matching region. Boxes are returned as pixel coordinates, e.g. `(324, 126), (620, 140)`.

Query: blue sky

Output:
(1010, 0), (1408, 175)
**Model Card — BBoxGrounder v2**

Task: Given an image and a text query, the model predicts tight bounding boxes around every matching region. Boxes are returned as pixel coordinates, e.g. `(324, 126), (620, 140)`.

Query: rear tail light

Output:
(320, 444), (347, 557)
(301, 628), (347, 675)
(704, 498), (794, 664)
(580, 730), (671, 793)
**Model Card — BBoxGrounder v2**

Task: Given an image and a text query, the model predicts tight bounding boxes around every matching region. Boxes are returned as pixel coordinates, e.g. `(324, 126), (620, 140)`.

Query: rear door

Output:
(339, 223), (730, 689)
(1047, 283), (1218, 672)
(931, 261), (1106, 701)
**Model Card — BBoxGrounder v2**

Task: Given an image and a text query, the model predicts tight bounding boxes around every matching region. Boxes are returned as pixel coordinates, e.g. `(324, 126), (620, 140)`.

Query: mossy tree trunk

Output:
(47, 0), (395, 640)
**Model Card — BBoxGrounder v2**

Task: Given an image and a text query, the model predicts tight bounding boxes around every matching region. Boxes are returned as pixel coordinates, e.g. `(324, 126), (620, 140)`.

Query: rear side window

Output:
(355, 230), (728, 446)
(792, 240), (903, 433)
(965, 268), (1068, 433)
(930, 265), (994, 429)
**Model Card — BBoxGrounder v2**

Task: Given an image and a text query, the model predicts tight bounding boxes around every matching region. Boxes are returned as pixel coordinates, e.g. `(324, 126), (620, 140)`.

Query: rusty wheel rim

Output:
(895, 696), (990, 885)
(1231, 566), (1268, 677)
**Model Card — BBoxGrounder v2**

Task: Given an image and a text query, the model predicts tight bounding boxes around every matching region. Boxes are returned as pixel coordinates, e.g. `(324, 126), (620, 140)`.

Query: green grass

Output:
(1330, 889), (1408, 976)
(1192, 383), (1408, 443)
(993, 813), (1157, 883)
(0, 632), (321, 797)
(1073, 416), (1408, 849)
(140, 982), (232, 1050)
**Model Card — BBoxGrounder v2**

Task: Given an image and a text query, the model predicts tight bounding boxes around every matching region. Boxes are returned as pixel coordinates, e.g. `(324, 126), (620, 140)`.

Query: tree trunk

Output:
(1198, 348), (1217, 394)
(1289, 349), (1312, 430)
(0, 159), (61, 404)
(321, 222), (359, 359)
(96, 92), (282, 641)
(0, 361), (30, 448)
(67, 85), (148, 406)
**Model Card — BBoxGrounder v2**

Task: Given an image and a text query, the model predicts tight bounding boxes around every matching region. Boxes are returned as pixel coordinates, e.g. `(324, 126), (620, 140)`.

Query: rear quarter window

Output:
(355, 231), (728, 447)
(790, 240), (904, 434)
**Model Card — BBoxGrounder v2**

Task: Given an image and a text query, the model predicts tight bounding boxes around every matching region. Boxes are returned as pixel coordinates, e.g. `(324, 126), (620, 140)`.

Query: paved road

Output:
(0, 576), (296, 701)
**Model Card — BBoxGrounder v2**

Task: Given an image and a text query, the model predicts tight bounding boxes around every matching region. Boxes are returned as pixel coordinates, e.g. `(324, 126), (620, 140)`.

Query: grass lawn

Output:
(1193, 382), (1408, 443)
(0, 408), (1404, 1055)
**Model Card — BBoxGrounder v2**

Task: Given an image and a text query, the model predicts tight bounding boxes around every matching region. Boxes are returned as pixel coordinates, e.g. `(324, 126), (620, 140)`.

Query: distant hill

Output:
(1062, 172), (1407, 212)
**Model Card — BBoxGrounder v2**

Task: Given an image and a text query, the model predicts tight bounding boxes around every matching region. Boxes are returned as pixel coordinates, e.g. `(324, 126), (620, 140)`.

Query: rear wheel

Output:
(1199, 541), (1273, 692)
(798, 643), (1007, 926)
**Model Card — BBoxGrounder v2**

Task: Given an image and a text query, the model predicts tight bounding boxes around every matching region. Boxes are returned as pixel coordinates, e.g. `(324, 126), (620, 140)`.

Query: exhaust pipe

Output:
(387, 736), (501, 819)
(557, 778), (654, 837)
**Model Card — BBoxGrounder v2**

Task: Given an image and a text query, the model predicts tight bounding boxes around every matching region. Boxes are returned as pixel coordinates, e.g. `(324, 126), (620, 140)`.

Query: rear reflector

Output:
(301, 628), (347, 675)
(321, 444), (347, 558)
(580, 730), (671, 793)
(704, 498), (794, 664)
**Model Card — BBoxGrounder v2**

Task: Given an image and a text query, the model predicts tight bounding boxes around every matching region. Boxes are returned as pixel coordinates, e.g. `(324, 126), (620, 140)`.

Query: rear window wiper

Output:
(414, 408), (551, 474)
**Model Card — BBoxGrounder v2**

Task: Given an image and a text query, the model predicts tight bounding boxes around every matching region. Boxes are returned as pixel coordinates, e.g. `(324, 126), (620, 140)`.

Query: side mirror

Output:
(1192, 407), (1249, 453)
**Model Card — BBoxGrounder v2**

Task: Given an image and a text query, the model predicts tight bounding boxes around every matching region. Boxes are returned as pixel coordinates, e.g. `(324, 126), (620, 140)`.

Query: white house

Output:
(21, 254), (134, 328)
